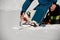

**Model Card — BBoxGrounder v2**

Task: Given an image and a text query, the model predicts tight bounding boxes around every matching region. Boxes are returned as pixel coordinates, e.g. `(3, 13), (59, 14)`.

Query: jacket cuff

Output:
(20, 11), (25, 15)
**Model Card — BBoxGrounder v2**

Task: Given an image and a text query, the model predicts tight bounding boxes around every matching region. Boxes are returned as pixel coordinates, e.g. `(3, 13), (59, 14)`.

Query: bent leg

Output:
(32, 5), (51, 25)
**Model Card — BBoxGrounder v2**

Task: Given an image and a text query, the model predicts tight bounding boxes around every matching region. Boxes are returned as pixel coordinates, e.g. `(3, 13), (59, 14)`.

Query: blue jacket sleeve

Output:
(50, 0), (57, 3)
(22, 0), (33, 12)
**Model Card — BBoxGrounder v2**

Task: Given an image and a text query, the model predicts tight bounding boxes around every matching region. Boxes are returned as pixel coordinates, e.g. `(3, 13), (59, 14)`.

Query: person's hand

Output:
(20, 11), (25, 20)
(20, 11), (28, 22)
